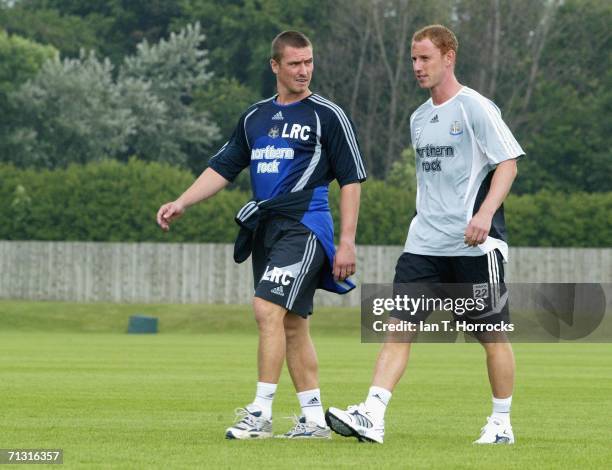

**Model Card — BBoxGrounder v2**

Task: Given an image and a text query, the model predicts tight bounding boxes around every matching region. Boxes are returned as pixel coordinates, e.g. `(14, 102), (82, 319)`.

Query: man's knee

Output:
(481, 338), (513, 356)
(283, 312), (309, 341)
(252, 297), (286, 330)
(381, 340), (412, 356)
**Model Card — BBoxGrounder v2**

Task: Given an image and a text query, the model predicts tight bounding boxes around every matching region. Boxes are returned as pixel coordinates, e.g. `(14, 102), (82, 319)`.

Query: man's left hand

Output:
(464, 212), (492, 247)
(333, 241), (356, 281)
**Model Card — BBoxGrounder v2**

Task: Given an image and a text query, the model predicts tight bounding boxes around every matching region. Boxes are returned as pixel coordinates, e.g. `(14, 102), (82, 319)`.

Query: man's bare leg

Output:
(325, 323), (416, 443)
(225, 297), (285, 439)
(284, 313), (318, 391)
(283, 312), (327, 427)
(481, 340), (515, 398)
(473, 334), (515, 444)
(371, 342), (413, 392)
(244, 297), (287, 421)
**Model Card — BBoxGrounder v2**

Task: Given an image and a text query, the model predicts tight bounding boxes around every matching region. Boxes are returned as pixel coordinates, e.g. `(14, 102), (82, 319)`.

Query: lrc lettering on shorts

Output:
(262, 266), (293, 286)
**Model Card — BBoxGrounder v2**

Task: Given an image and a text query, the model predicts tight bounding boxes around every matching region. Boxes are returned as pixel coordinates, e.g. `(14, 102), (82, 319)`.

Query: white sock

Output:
(252, 382), (277, 419)
(491, 395), (512, 424)
(297, 388), (326, 427)
(364, 386), (392, 422)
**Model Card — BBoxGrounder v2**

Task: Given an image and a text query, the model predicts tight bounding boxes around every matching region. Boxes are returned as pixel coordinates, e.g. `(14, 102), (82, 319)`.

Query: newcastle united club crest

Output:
(268, 126), (280, 138)
(450, 120), (463, 136)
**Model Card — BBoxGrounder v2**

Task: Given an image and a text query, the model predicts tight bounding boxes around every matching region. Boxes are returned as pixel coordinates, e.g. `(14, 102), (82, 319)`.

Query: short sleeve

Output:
(323, 109), (367, 186)
(471, 99), (525, 165)
(208, 112), (251, 182)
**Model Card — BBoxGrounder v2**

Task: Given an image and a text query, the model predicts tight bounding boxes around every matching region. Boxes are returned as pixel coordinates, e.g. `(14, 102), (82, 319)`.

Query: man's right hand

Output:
(156, 201), (185, 231)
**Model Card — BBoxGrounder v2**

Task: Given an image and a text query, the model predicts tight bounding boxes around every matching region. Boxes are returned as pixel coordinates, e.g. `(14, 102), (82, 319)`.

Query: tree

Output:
(386, 147), (417, 194)
(5, 22), (219, 169)
(0, 30), (56, 159)
(8, 51), (132, 167)
(119, 22), (219, 166)
(316, 0), (610, 195)
(192, 76), (258, 174)
(2, 0), (182, 63)
(2, 0), (329, 166)
(511, 0), (612, 193)
(316, 0), (448, 178)
(176, 0), (327, 97)
(0, 29), (57, 97)
(452, 0), (563, 128)
(515, 73), (612, 193)
(0, 3), (103, 57)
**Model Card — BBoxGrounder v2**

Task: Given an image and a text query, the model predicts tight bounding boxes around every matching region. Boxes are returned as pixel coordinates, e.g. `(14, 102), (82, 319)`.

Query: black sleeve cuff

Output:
(208, 160), (238, 183)
(337, 176), (367, 187)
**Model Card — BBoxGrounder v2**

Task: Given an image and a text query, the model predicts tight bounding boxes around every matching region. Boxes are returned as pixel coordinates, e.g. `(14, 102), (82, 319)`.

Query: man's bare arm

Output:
(156, 168), (230, 231)
(464, 159), (518, 246)
(333, 182), (361, 280)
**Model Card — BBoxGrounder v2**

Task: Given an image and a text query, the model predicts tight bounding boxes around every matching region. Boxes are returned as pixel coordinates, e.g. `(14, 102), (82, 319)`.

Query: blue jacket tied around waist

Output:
(233, 187), (355, 295)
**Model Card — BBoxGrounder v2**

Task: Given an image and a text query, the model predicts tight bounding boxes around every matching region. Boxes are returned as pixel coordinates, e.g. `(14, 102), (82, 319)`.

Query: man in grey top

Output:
(326, 24), (523, 445)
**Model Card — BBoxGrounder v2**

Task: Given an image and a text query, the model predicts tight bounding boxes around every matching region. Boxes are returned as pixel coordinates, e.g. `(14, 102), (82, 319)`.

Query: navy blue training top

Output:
(209, 93), (366, 198)
(208, 93), (367, 295)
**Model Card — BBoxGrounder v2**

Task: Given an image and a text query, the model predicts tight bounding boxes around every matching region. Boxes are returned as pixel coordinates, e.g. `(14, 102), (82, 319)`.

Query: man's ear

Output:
(270, 58), (279, 74)
(446, 50), (456, 67)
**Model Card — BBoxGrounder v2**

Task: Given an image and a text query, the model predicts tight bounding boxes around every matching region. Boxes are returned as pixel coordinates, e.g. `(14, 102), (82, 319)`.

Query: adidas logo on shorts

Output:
(272, 111), (284, 121)
(271, 286), (285, 296)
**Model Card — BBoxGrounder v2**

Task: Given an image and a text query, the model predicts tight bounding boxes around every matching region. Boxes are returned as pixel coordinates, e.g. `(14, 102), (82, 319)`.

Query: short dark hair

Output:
(271, 30), (312, 62)
(413, 24), (458, 56)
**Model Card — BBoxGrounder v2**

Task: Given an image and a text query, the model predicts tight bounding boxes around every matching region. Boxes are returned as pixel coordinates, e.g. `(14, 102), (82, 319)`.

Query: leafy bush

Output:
(1, 160), (610, 247)
(0, 159), (246, 242)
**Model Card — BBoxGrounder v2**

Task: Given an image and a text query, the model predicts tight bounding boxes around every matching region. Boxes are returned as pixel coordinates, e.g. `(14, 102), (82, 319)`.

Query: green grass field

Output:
(1, 301), (611, 469)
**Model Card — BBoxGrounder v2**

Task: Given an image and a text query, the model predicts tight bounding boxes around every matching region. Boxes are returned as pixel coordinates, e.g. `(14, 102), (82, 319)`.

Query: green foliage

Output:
(176, 0), (326, 96)
(192, 76), (259, 175)
(0, 159), (248, 242)
(4, 22), (218, 169)
(505, 191), (612, 247)
(121, 23), (212, 104)
(5, 0), (327, 96)
(9, 51), (132, 168)
(386, 147), (417, 194)
(2, 161), (609, 247)
(0, 29), (57, 158)
(0, 29), (57, 97)
(516, 79), (612, 193)
(0, 5), (102, 57)
(3, 0), (180, 63)
(328, 181), (415, 246)
(118, 22), (219, 165)
(1, 0), (610, 191)
(513, 0), (612, 194)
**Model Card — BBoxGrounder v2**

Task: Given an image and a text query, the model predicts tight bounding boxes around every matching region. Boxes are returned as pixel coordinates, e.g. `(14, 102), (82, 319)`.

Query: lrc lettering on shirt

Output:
(282, 123), (310, 141)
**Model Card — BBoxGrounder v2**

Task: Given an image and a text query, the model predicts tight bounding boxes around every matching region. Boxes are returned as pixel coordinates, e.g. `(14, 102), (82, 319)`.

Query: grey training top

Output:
(405, 86), (524, 260)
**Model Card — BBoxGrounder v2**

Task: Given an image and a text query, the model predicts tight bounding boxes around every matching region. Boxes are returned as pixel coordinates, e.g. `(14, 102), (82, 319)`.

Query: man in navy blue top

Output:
(156, 31), (366, 440)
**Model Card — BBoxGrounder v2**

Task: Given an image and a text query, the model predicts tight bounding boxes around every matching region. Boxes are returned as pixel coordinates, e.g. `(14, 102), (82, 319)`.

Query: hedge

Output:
(1, 160), (610, 246)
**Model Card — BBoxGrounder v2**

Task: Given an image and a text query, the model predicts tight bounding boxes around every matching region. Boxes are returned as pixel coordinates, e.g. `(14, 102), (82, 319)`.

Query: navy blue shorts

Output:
(391, 250), (509, 326)
(252, 217), (326, 317)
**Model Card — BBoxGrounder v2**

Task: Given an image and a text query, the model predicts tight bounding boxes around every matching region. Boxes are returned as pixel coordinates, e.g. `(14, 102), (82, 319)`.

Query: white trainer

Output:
(225, 404), (273, 440)
(325, 403), (384, 443)
(276, 415), (331, 439)
(473, 416), (515, 444)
